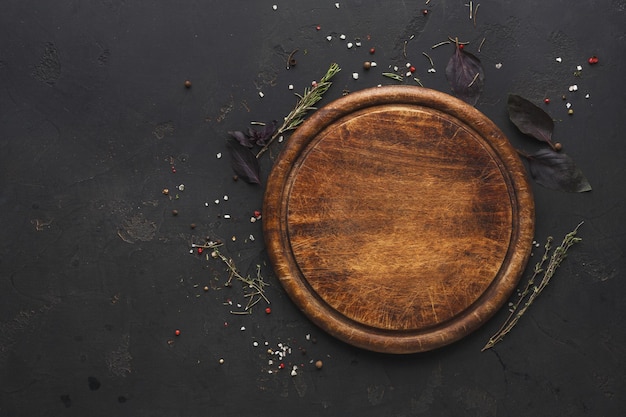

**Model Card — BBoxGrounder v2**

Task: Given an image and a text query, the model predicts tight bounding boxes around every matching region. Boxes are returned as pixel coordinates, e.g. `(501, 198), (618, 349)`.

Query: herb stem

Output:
(467, 72), (480, 88)
(431, 40), (451, 49)
(482, 221), (583, 351)
(422, 52), (435, 68)
(256, 63), (341, 159)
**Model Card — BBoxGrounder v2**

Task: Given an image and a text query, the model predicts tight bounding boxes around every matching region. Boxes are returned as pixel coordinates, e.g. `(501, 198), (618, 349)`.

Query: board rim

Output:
(263, 85), (535, 353)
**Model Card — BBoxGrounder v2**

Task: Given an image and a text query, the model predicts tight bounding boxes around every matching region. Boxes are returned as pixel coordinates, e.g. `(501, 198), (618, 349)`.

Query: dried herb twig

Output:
(255, 63), (341, 158)
(482, 221), (584, 351)
(214, 248), (270, 310)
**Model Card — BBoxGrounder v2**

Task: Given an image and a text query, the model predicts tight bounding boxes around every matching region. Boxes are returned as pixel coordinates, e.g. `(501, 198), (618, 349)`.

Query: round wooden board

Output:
(263, 86), (535, 354)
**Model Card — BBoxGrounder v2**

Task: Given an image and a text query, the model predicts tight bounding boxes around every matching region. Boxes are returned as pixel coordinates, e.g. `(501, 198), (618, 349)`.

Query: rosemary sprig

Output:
(482, 221), (584, 351)
(255, 63), (341, 158)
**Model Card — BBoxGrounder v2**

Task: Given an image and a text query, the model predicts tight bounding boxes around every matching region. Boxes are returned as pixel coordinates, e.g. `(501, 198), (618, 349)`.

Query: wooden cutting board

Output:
(263, 86), (534, 353)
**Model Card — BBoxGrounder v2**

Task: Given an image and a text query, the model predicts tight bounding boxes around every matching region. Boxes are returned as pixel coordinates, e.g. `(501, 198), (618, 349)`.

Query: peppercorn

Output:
(265, 307), (272, 314)
(568, 109), (574, 115)
(175, 329), (181, 336)
(363, 61), (371, 70)
(422, 9), (428, 15)
(190, 223), (196, 229)
(554, 142), (562, 151)
(203, 286), (209, 292)
(184, 80), (192, 88)
(172, 209), (178, 216)
(315, 360), (323, 369)
(543, 98), (550, 104)
(369, 47), (375, 54)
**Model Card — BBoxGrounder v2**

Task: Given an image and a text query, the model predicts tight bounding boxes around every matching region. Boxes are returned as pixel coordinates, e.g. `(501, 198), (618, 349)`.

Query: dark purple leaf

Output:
(247, 120), (277, 147)
(228, 130), (255, 148)
(445, 46), (484, 106)
(227, 139), (261, 184)
(523, 148), (591, 193)
(508, 94), (555, 148)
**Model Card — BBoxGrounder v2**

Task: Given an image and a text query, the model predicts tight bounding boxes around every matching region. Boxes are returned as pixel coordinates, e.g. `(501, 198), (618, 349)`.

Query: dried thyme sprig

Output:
(214, 248), (270, 310)
(255, 63), (341, 158)
(482, 221), (584, 351)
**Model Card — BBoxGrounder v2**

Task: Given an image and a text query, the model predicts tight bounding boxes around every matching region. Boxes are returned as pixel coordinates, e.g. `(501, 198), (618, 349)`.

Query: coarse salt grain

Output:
(339, 34), (346, 40)
(258, 91), (264, 98)
(555, 57), (562, 63)
(335, 2), (340, 8)
(253, 341), (259, 347)
(566, 102), (572, 109)
(326, 35), (332, 41)
(585, 93), (590, 99)
(370, 61), (377, 67)
(214, 199), (220, 204)
(577, 65), (583, 71)
(272, 4), (277, 10)
(495, 63), (502, 69)
(427, 68), (436, 73)
(250, 217), (257, 223)
(223, 214), (231, 219)
(223, 195), (228, 200)
(347, 42), (353, 48)
(240, 326), (246, 331)
(288, 84), (294, 90)
(355, 41), (361, 47)
(216, 153), (222, 159)
(352, 72), (359, 80)
(249, 234), (255, 241)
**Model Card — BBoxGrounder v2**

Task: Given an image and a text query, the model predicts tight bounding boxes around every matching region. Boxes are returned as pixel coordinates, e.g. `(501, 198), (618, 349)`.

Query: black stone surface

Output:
(1, 1), (625, 416)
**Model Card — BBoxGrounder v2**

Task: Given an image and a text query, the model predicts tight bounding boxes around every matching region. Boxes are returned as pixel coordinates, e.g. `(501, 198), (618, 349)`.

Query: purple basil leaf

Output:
(260, 120), (278, 144)
(507, 94), (555, 148)
(247, 120), (278, 147)
(227, 139), (261, 184)
(445, 47), (484, 106)
(228, 130), (255, 148)
(524, 148), (592, 193)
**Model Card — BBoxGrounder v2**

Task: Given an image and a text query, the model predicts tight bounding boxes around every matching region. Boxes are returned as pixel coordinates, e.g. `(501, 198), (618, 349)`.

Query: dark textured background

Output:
(1, 1), (625, 416)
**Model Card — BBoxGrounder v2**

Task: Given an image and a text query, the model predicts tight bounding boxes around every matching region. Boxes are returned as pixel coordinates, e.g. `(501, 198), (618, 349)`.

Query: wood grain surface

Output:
(263, 86), (534, 353)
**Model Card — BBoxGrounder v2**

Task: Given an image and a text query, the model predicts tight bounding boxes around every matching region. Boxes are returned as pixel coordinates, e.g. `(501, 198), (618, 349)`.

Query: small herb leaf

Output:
(508, 94), (555, 148)
(228, 130), (254, 148)
(247, 120), (277, 147)
(445, 46), (484, 106)
(524, 148), (592, 193)
(227, 139), (261, 184)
